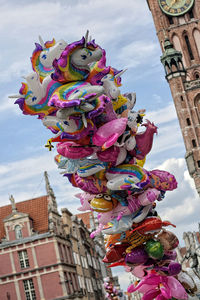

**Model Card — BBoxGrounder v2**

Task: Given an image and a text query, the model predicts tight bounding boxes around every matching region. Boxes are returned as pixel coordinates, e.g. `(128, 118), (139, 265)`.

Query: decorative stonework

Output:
(185, 79), (200, 90)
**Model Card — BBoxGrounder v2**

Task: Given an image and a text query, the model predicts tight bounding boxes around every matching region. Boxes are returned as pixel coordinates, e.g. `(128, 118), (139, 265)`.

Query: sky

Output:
(0, 0), (199, 292)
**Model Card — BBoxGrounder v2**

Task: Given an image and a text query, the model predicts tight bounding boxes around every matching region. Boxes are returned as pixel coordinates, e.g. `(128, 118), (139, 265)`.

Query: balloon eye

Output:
(81, 55), (87, 60)
(32, 96), (37, 102)
(104, 195), (111, 201)
(63, 121), (69, 126)
(42, 54), (47, 59)
(96, 194), (103, 199)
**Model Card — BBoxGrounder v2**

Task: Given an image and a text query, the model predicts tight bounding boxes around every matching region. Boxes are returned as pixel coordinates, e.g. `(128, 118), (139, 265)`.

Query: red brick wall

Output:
(35, 241), (57, 267)
(0, 282), (17, 299)
(41, 271), (63, 298)
(0, 251), (13, 276)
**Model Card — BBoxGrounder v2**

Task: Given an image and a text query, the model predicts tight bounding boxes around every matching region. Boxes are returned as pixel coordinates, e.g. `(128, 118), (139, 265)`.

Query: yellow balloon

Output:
(136, 156), (146, 167)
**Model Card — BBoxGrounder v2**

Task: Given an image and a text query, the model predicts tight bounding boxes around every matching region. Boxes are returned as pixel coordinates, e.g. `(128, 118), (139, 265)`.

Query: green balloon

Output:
(145, 239), (164, 260)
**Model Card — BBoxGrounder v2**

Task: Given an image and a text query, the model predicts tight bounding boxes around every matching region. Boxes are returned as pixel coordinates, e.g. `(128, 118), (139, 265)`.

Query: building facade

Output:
(0, 172), (112, 300)
(147, 0), (200, 195)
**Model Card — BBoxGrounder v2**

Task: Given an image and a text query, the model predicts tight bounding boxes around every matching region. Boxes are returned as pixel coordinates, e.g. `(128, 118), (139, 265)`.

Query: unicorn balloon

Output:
(51, 31), (103, 83)
(31, 37), (67, 81)
(11, 33), (108, 119)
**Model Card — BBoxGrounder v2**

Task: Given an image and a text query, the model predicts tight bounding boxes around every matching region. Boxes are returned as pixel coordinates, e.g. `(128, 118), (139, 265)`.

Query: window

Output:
(195, 73), (200, 79)
(197, 160), (200, 168)
(168, 16), (174, 24)
(87, 253), (92, 266)
(18, 250), (30, 269)
(86, 278), (93, 293)
(65, 245), (71, 263)
(92, 257), (97, 269)
(78, 275), (86, 289)
(58, 243), (64, 261)
(180, 96), (184, 101)
(188, 9), (194, 19)
(15, 225), (22, 239)
(192, 139), (197, 148)
(23, 279), (36, 300)
(73, 252), (77, 264)
(81, 256), (88, 269)
(64, 272), (71, 295)
(92, 278), (97, 291)
(186, 118), (191, 126)
(185, 35), (194, 60)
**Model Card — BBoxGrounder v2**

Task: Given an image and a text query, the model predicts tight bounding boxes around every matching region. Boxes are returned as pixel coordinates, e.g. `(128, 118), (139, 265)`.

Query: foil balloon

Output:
(12, 31), (191, 300)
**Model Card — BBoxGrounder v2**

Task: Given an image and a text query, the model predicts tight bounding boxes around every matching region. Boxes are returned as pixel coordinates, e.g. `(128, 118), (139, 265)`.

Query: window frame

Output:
(18, 250), (30, 269)
(23, 278), (36, 300)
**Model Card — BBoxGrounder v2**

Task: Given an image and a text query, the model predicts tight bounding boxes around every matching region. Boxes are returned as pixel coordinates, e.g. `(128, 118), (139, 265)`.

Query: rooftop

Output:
(0, 195), (49, 240)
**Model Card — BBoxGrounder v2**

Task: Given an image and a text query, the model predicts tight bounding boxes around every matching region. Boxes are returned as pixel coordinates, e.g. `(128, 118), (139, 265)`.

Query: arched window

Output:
(185, 35), (194, 60)
(15, 225), (22, 239)
(172, 34), (186, 66)
(193, 29), (200, 58)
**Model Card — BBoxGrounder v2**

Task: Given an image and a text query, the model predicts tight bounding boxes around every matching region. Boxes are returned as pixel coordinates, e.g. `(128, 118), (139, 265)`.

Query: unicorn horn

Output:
(9, 94), (25, 98)
(84, 30), (89, 47)
(38, 35), (45, 48)
(115, 69), (128, 78)
(89, 35), (92, 42)
(82, 113), (87, 128)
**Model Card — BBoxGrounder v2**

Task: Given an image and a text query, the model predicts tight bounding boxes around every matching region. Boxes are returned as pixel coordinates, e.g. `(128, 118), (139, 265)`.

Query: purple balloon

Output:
(125, 246), (148, 265)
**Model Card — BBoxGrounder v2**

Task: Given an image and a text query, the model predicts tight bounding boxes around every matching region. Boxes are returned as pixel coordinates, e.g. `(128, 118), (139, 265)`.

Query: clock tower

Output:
(147, 0), (200, 196)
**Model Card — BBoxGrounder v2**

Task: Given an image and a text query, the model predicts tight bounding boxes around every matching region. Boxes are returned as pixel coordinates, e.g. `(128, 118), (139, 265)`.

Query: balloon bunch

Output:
(103, 277), (120, 300)
(12, 31), (199, 299)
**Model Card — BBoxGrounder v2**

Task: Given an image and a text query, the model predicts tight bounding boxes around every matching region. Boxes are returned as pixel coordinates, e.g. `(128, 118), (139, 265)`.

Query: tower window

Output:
(195, 73), (200, 79)
(185, 35), (194, 60)
(192, 139), (197, 148)
(197, 160), (200, 168)
(180, 96), (184, 101)
(168, 16), (174, 25)
(186, 118), (191, 126)
(15, 225), (22, 239)
(188, 10), (194, 20)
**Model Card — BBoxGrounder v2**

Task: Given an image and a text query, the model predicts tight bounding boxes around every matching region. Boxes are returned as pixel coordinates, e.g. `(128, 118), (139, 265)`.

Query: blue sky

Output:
(0, 0), (199, 291)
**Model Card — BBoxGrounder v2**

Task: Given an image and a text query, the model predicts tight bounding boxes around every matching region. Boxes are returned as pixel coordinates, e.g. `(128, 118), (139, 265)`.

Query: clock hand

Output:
(169, 0), (178, 8)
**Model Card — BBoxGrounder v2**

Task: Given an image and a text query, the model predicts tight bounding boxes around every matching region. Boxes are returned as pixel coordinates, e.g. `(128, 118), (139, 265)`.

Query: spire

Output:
(160, 38), (186, 80)
(9, 195), (17, 213)
(44, 171), (58, 210)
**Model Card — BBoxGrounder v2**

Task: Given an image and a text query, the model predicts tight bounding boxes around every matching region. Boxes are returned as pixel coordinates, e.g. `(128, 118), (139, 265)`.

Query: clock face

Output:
(158, 0), (194, 16)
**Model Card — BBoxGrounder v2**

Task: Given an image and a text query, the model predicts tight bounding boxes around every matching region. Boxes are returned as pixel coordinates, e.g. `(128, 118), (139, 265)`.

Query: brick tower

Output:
(147, 0), (200, 195)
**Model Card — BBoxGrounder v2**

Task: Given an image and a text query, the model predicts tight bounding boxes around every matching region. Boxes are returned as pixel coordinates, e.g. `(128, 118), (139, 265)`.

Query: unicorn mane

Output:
(31, 39), (56, 81)
(51, 37), (99, 83)
(15, 81), (59, 119)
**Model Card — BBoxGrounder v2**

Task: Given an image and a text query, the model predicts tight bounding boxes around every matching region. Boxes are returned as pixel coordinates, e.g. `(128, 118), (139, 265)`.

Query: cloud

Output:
(146, 102), (177, 125)
(117, 40), (158, 69)
(151, 158), (199, 245)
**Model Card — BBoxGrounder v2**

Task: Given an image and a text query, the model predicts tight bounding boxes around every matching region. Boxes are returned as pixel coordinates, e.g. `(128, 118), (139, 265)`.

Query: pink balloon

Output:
(92, 118), (127, 149)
